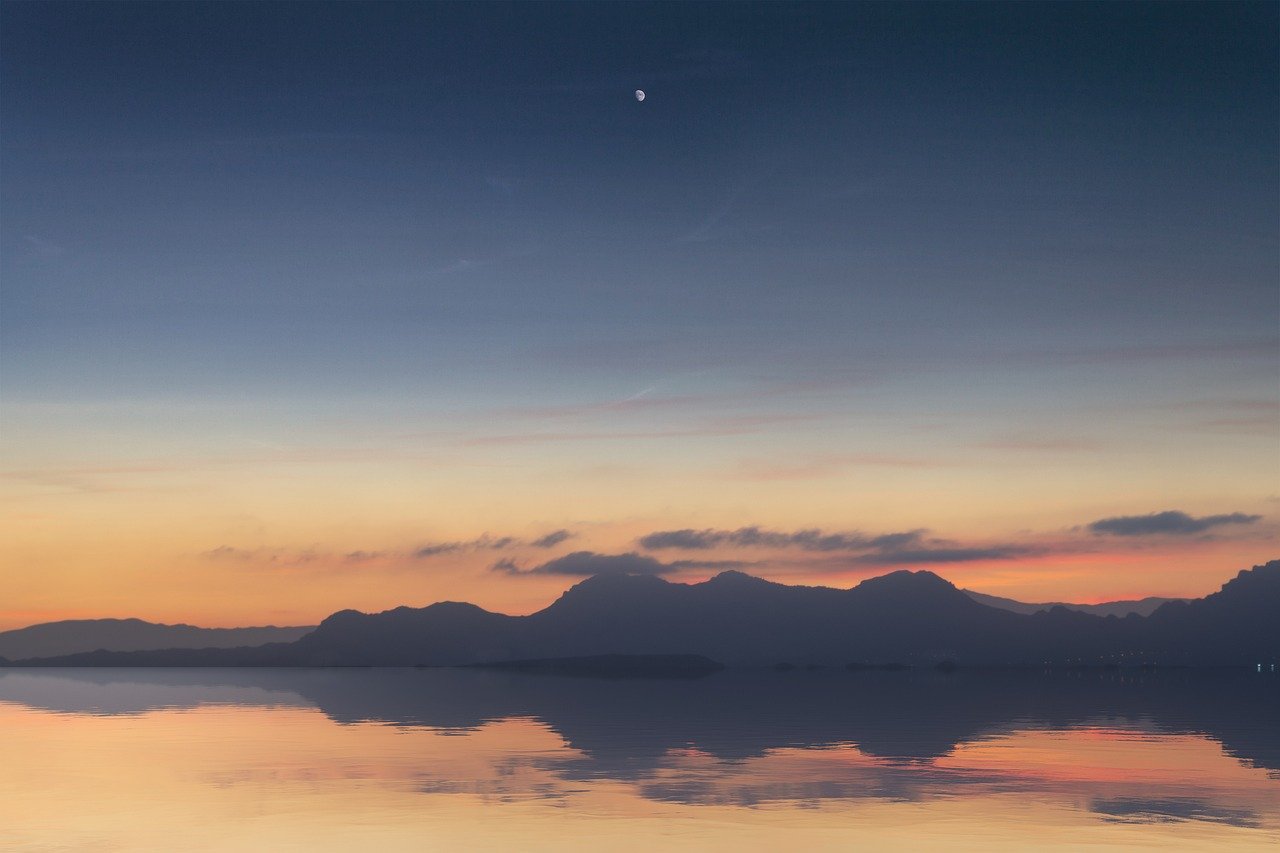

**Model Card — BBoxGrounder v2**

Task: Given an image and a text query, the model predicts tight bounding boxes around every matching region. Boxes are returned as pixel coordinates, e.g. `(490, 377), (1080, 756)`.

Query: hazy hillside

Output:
(0, 619), (314, 661)
(964, 590), (1185, 617)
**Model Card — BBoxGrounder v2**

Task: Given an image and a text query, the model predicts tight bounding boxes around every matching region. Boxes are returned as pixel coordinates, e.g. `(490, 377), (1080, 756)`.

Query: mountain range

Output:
(0, 619), (313, 662)
(4, 560), (1276, 668)
(962, 590), (1183, 617)
(0, 588), (1182, 660)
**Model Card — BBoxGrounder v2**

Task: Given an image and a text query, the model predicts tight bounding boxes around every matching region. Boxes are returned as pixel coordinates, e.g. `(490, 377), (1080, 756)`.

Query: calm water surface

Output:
(1, 668), (1276, 851)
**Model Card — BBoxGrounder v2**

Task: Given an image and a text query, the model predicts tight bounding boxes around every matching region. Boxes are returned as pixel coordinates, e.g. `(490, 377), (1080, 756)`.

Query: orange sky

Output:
(1, 412), (1275, 630)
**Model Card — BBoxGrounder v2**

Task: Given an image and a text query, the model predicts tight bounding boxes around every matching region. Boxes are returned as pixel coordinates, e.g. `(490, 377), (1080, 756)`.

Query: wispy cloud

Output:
(1005, 337), (1278, 368)
(487, 391), (707, 421)
(970, 434), (1103, 452)
(492, 551), (672, 577)
(342, 550), (388, 563)
(1087, 510), (1263, 537)
(200, 545), (325, 566)
(530, 529), (575, 548)
(637, 526), (1045, 570)
(851, 545), (1037, 565)
(463, 414), (822, 447)
(674, 185), (746, 245)
(637, 526), (922, 552)
(200, 529), (577, 567)
(730, 453), (944, 480)
(202, 545), (259, 562)
(413, 534), (517, 558)
(491, 550), (758, 577)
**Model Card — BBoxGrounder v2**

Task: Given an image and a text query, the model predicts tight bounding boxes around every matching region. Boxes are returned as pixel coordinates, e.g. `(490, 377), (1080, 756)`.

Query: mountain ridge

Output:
(963, 590), (1185, 617)
(6, 561), (1276, 668)
(0, 618), (315, 661)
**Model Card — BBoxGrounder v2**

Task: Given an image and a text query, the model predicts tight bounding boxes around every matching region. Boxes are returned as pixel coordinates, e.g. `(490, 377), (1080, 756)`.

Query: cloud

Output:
(342, 550), (387, 563)
(493, 551), (675, 577)
(531, 529), (575, 548)
(637, 529), (726, 550)
(201, 546), (259, 561)
(1087, 511), (1262, 537)
(201, 530), (572, 568)
(971, 435), (1103, 452)
(674, 185), (745, 245)
(635, 526), (1041, 570)
(463, 414), (820, 447)
(989, 338), (1278, 368)
(413, 542), (464, 558)
(199, 545), (324, 566)
(489, 558), (525, 575)
(852, 545), (1035, 566)
(730, 453), (943, 480)
(487, 391), (707, 421)
(413, 534), (517, 558)
(670, 559), (757, 571)
(865, 531), (928, 550)
(638, 526), (922, 553)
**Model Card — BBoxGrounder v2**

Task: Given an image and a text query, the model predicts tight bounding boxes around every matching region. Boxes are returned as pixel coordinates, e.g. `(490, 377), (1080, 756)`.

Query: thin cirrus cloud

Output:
(637, 526), (924, 552)
(969, 435), (1104, 453)
(530, 529), (575, 548)
(1087, 510), (1263, 537)
(413, 535), (517, 558)
(491, 551), (754, 577)
(730, 453), (944, 481)
(636, 527), (1039, 568)
(850, 545), (1037, 565)
(200, 546), (327, 565)
(201, 530), (576, 565)
(492, 551), (669, 577)
(463, 414), (825, 447)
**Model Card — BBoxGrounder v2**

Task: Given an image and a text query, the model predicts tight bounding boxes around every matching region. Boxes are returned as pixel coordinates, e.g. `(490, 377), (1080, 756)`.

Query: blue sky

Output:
(1, 2), (1276, 625)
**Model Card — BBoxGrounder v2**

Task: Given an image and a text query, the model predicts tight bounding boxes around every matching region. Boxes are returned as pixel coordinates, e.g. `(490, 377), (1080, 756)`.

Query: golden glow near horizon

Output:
(2, 409), (1280, 627)
(1, 392), (1275, 629)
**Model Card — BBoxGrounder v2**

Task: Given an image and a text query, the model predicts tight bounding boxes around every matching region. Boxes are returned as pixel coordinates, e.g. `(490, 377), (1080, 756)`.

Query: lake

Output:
(1, 667), (1276, 851)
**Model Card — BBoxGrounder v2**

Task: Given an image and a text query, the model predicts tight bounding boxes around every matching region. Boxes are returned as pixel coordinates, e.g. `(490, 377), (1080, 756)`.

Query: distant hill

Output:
(0, 618), (314, 661)
(7, 562), (1277, 668)
(964, 590), (1184, 617)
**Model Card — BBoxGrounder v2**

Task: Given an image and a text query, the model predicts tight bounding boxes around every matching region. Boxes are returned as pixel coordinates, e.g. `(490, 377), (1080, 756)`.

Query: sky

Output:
(1, 2), (1277, 630)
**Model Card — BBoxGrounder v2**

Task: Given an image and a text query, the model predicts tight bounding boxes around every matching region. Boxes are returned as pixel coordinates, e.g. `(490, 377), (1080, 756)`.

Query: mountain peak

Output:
(546, 572), (673, 611)
(703, 570), (776, 588)
(1206, 560), (1280, 603)
(850, 570), (975, 613)
(855, 569), (957, 593)
(570, 572), (672, 591)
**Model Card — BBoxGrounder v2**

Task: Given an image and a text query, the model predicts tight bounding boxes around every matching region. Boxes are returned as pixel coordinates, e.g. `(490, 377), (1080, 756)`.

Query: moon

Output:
(635, 89), (645, 102)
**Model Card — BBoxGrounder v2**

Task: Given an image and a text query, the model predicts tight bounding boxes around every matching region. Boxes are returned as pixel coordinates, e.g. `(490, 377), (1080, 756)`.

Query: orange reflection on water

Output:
(1, 698), (1278, 852)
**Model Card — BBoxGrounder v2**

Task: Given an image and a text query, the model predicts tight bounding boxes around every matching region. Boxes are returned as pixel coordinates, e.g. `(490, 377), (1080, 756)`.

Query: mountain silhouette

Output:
(0, 618), (314, 661)
(964, 590), (1183, 617)
(6, 562), (1277, 668)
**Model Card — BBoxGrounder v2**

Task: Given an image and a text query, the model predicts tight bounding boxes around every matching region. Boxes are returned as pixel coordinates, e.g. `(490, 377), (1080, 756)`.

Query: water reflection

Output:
(1, 668), (1277, 850)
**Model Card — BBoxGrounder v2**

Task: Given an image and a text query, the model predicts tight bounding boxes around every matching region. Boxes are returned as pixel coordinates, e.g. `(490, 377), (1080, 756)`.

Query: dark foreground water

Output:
(1, 667), (1277, 851)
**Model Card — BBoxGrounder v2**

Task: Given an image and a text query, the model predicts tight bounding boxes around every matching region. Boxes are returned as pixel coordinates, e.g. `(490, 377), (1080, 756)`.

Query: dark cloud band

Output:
(1088, 511), (1261, 537)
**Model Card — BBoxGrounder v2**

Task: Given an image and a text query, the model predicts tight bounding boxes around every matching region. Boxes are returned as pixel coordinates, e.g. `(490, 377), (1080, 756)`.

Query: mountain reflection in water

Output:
(1, 668), (1277, 851)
